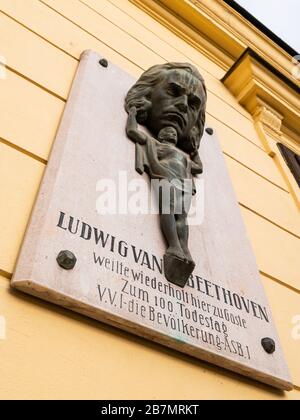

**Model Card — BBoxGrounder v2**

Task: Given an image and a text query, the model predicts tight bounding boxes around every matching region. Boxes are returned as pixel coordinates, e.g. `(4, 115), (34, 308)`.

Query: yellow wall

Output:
(0, 0), (299, 399)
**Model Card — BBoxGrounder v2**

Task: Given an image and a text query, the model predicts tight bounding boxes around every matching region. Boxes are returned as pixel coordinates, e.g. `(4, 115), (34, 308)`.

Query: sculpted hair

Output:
(125, 62), (207, 152)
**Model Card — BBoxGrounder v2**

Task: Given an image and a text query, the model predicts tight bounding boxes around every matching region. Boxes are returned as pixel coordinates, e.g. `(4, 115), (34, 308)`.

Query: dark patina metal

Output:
(56, 250), (77, 270)
(125, 63), (207, 287)
(261, 337), (276, 354)
(99, 58), (108, 68)
(205, 127), (214, 135)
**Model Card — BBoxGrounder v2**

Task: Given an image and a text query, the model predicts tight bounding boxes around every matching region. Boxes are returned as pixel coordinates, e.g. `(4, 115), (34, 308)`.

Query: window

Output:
(277, 143), (300, 188)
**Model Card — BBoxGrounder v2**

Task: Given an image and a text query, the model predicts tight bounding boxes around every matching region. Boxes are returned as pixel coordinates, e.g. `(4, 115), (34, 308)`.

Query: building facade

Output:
(0, 0), (299, 399)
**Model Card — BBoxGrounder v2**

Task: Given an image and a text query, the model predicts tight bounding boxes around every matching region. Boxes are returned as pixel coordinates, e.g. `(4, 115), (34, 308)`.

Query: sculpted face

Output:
(146, 69), (204, 149)
(158, 126), (178, 144)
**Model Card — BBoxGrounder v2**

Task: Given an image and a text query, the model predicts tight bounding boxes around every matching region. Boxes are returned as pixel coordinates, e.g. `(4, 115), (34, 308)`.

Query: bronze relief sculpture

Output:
(125, 63), (207, 287)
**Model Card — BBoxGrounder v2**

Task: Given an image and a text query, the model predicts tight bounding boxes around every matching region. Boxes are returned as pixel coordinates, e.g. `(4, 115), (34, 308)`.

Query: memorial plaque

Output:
(12, 50), (292, 390)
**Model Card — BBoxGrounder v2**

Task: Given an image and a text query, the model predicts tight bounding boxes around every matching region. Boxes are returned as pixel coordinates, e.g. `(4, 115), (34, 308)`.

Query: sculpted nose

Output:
(175, 96), (188, 113)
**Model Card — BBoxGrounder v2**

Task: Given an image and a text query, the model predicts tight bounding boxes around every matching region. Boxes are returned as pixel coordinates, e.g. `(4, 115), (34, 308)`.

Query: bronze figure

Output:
(125, 63), (207, 287)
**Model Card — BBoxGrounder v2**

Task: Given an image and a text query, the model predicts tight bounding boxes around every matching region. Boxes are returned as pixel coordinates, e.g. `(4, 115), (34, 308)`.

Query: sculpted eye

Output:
(188, 95), (201, 110)
(167, 83), (181, 96)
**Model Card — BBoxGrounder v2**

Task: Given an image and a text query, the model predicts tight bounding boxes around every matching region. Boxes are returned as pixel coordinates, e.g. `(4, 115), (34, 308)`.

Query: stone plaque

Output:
(12, 50), (292, 390)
